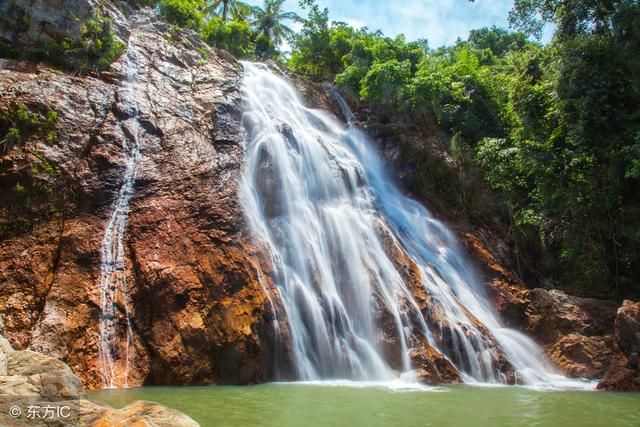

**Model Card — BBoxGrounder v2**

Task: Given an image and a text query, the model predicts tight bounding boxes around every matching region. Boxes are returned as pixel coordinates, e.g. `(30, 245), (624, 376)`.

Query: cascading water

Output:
(98, 37), (143, 389)
(239, 62), (592, 388)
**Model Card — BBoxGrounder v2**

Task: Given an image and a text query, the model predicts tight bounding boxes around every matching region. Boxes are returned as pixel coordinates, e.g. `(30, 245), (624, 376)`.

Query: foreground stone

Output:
(0, 334), (199, 426)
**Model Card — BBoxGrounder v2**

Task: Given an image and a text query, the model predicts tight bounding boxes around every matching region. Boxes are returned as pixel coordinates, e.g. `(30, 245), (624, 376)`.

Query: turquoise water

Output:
(89, 383), (640, 427)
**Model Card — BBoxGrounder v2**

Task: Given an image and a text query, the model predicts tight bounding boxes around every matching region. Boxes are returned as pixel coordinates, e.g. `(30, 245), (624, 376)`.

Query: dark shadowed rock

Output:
(615, 300), (640, 359)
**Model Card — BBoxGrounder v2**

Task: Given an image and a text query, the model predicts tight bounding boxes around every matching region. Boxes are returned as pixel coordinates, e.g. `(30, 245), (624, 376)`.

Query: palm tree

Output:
(204, 0), (252, 22)
(251, 0), (301, 46)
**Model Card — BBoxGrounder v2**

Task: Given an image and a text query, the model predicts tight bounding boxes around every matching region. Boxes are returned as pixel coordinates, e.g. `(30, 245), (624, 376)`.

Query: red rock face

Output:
(0, 13), (277, 389)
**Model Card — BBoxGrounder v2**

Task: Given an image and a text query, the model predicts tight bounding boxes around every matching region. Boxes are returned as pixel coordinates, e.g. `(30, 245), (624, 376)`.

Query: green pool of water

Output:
(89, 382), (640, 427)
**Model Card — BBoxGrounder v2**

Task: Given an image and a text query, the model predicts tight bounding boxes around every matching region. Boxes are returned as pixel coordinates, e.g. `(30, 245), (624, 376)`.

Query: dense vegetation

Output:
(156, 0), (300, 58)
(2, 0), (637, 298)
(284, 0), (640, 299)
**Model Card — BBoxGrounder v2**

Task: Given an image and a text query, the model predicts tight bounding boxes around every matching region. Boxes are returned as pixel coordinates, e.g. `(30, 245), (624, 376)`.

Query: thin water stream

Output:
(98, 36), (143, 389)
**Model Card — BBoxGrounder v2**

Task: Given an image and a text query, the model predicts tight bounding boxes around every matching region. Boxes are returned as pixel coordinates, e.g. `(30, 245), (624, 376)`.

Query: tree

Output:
(201, 16), (254, 56)
(204, 0), (252, 22)
(508, 0), (634, 39)
(359, 59), (412, 107)
(251, 0), (301, 48)
(468, 26), (528, 57)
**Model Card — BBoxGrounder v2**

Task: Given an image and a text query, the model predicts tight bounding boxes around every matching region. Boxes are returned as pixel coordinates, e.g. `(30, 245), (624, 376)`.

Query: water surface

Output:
(89, 383), (640, 426)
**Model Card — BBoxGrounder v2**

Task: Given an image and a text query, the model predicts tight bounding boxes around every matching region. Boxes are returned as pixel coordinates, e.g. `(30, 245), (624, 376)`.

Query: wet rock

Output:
(409, 341), (460, 385)
(597, 300), (640, 391)
(597, 364), (640, 392)
(460, 233), (529, 328)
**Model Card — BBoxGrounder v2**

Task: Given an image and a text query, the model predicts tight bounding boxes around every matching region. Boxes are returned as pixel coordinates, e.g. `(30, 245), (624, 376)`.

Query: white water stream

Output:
(98, 38), (143, 389)
(239, 62), (592, 389)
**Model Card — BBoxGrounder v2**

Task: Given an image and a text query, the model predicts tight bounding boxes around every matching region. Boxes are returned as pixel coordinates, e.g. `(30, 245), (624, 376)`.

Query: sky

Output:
(247, 0), (549, 48)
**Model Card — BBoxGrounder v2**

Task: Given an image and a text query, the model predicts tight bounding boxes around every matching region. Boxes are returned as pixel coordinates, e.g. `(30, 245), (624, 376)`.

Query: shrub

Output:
(0, 104), (58, 153)
(158, 0), (205, 31)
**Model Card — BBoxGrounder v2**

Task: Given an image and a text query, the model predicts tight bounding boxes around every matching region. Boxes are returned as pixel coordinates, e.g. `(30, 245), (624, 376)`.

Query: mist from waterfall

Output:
(98, 37), (142, 389)
(239, 62), (592, 389)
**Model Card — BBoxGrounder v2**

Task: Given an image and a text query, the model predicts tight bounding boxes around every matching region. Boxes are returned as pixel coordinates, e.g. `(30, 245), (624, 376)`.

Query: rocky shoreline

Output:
(0, 332), (198, 426)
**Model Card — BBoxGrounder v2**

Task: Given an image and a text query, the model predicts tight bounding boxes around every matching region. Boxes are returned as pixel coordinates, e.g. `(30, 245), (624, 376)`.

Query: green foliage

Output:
(77, 17), (127, 71)
(1, 104), (58, 153)
(251, 0), (301, 55)
(286, 1), (640, 297)
(509, 0), (634, 39)
(127, 0), (160, 8)
(159, 0), (205, 31)
(154, 0), (300, 60)
(204, 0), (253, 22)
(288, 6), (354, 78)
(468, 26), (528, 57)
(360, 60), (411, 107)
(201, 16), (254, 57)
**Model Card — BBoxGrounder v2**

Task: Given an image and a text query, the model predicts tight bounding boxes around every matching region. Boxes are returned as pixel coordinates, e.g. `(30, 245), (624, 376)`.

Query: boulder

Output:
(524, 289), (618, 345)
(0, 0), (129, 58)
(0, 336), (13, 355)
(82, 400), (200, 427)
(597, 299), (640, 391)
(597, 364), (640, 392)
(548, 333), (624, 378)
(7, 350), (72, 376)
(0, 334), (199, 425)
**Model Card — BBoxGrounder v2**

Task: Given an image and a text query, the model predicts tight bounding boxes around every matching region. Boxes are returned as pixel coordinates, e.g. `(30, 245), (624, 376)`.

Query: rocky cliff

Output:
(0, 4), (277, 390)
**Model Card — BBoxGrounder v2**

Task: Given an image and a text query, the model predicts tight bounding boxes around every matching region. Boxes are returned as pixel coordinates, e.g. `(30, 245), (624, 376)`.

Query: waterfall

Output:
(239, 62), (592, 388)
(98, 37), (143, 389)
